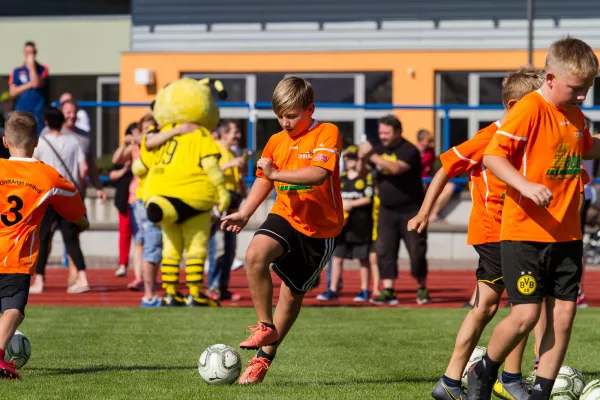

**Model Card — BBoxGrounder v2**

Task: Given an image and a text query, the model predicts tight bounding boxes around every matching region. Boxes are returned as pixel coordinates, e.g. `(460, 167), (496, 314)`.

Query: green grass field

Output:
(3, 307), (600, 399)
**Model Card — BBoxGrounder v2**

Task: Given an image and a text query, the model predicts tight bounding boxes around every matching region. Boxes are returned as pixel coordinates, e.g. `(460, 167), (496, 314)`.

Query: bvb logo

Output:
(517, 272), (536, 295)
(355, 179), (365, 190)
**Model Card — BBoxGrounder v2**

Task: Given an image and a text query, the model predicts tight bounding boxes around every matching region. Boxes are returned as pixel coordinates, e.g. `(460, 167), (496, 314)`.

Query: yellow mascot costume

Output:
(132, 78), (231, 307)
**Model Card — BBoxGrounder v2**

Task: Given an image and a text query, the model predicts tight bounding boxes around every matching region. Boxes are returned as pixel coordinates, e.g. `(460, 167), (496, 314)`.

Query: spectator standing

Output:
(359, 115), (430, 305)
(30, 107), (90, 294)
(60, 92), (91, 134)
(9, 41), (49, 134)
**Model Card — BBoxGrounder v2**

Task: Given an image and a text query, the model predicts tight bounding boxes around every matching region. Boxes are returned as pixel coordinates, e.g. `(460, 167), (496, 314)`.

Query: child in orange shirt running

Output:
(468, 36), (600, 400)
(221, 76), (344, 385)
(0, 112), (88, 380)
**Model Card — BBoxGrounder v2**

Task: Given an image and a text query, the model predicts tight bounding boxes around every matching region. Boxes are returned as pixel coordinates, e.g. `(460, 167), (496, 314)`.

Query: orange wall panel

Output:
(119, 49), (552, 145)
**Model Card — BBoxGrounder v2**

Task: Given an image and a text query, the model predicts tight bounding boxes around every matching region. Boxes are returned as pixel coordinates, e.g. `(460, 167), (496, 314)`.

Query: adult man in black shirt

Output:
(359, 115), (429, 305)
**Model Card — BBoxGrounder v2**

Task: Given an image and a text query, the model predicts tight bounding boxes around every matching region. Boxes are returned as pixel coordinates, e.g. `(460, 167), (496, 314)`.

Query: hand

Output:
(96, 189), (108, 203)
(217, 186), (231, 214)
(123, 160), (132, 170)
(230, 157), (246, 169)
(257, 158), (276, 179)
(358, 141), (374, 159)
(25, 54), (35, 68)
(407, 212), (429, 234)
(175, 122), (200, 134)
(220, 211), (250, 234)
(342, 200), (353, 212)
(520, 182), (553, 207)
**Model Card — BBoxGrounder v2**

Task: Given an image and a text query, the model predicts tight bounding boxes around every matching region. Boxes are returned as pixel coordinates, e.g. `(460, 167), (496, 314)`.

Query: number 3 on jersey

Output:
(2, 195), (24, 227)
(154, 139), (178, 166)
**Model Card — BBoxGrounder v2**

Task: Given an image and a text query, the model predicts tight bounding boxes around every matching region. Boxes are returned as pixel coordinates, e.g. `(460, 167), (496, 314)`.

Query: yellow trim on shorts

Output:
(477, 278), (504, 286)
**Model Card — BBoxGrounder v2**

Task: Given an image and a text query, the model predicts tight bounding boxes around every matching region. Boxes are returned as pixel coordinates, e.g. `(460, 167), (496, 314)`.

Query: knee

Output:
(472, 302), (499, 322)
(511, 305), (541, 333)
(553, 301), (577, 331)
(245, 245), (265, 269)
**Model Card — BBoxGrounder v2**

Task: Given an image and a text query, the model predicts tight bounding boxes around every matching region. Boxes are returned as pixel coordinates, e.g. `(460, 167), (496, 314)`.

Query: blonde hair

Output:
(545, 36), (599, 80)
(272, 76), (314, 116)
(502, 65), (544, 106)
(5, 112), (38, 149)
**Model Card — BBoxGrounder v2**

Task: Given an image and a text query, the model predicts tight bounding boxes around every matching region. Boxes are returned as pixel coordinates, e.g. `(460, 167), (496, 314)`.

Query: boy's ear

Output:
(307, 103), (315, 116)
(506, 99), (518, 110)
(2, 135), (8, 149)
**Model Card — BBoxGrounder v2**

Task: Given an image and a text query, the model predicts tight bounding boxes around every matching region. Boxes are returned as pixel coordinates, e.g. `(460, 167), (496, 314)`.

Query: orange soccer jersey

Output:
(440, 121), (505, 245)
(257, 120), (344, 238)
(0, 158), (86, 275)
(484, 89), (593, 242)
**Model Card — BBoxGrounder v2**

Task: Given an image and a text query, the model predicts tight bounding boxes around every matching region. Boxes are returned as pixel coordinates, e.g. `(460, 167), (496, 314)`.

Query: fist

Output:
(257, 158), (275, 178)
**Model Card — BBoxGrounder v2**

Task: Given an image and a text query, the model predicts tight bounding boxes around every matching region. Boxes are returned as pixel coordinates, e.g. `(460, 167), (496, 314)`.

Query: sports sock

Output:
(257, 348), (275, 362)
(534, 355), (540, 370)
(475, 354), (501, 379)
(260, 322), (276, 330)
(164, 283), (178, 296)
(501, 371), (522, 383)
(442, 375), (461, 388)
(188, 283), (201, 298)
(529, 376), (555, 399)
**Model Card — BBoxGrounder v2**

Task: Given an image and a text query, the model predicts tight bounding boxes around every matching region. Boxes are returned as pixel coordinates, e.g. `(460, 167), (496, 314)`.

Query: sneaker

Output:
(239, 322), (279, 350)
(161, 292), (187, 307)
(353, 290), (370, 302)
(0, 360), (20, 380)
(492, 375), (530, 400)
(466, 361), (494, 400)
(127, 279), (144, 291)
(431, 378), (466, 400)
(231, 259), (245, 271)
(141, 295), (161, 308)
(186, 294), (220, 307)
(369, 289), (399, 305)
(219, 290), (241, 302)
(207, 287), (220, 301)
(316, 289), (339, 301)
(115, 266), (127, 277)
(577, 292), (589, 308)
(238, 355), (271, 385)
(417, 288), (431, 305)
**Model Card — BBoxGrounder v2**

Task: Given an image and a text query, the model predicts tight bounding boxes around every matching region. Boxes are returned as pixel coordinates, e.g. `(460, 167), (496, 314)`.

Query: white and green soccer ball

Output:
(550, 365), (585, 400)
(4, 330), (31, 369)
(462, 346), (487, 387)
(198, 344), (241, 385)
(581, 379), (600, 400)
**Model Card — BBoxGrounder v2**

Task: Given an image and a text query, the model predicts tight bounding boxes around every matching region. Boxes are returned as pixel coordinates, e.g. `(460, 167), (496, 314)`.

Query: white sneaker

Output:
(115, 266), (127, 277)
(231, 259), (244, 271)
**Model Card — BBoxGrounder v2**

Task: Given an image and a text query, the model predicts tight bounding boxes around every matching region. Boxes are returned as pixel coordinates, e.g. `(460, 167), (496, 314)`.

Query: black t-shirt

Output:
(372, 138), (424, 210)
(111, 164), (133, 215)
(340, 172), (374, 243)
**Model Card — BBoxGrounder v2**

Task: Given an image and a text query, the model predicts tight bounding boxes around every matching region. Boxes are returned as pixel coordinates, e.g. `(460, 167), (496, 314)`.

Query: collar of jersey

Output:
(9, 157), (36, 162)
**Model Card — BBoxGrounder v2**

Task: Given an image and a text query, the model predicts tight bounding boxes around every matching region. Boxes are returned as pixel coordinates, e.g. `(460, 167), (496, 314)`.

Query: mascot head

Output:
(151, 78), (227, 131)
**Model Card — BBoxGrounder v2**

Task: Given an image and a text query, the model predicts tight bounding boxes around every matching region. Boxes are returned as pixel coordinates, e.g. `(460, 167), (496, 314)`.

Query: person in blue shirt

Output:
(9, 41), (49, 134)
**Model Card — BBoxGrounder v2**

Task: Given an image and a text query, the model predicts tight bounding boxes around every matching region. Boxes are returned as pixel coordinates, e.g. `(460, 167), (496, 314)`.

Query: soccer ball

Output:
(198, 344), (242, 385)
(462, 346), (487, 387)
(550, 365), (585, 399)
(581, 379), (600, 400)
(4, 330), (31, 369)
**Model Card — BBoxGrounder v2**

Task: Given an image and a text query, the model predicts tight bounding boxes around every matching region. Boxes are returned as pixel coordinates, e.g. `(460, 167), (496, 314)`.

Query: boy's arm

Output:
(145, 123), (200, 149)
(220, 178), (273, 234)
(48, 171), (88, 229)
(407, 167), (451, 233)
(261, 162), (329, 186)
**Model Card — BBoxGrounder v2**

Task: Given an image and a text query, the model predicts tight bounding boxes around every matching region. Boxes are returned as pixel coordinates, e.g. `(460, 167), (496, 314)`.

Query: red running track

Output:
(27, 268), (600, 308)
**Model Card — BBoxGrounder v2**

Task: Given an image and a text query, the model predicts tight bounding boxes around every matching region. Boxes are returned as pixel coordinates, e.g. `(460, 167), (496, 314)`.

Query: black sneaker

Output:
(161, 292), (187, 306)
(369, 289), (399, 305)
(432, 378), (466, 399)
(466, 361), (494, 400)
(416, 288), (431, 305)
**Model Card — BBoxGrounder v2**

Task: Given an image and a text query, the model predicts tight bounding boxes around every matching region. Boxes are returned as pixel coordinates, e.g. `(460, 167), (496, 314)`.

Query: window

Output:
(479, 77), (504, 105)
(285, 74), (354, 103)
(438, 72), (469, 104)
(365, 72), (392, 104)
(478, 120), (496, 130)
(256, 73), (285, 102)
(437, 118), (468, 150)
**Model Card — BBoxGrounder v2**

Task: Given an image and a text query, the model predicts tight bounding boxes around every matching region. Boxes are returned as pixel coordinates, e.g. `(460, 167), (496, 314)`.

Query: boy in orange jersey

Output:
(221, 76), (343, 385)
(408, 66), (543, 400)
(0, 112), (88, 380)
(468, 36), (600, 400)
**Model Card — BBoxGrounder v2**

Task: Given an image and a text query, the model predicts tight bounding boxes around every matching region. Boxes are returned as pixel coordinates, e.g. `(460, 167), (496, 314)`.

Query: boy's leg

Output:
(369, 245), (381, 296)
(467, 241), (547, 400)
(141, 219), (163, 306)
(532, 299), (547, 370)
(328, 256), (343, 292)
(358, 258), (370, 292)
(59, 217), (89, 292)
(0, 274), (30, 379)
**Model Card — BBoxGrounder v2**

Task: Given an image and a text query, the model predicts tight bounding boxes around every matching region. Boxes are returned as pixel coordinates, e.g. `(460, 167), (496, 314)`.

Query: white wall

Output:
(0, 16), (131, 76)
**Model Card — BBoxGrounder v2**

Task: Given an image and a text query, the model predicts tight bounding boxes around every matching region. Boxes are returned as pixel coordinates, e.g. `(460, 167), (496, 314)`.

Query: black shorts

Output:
(501, 240), (582, 304)
(255, 214), (335, 293)
(474, 243), (503, 286)
(0, 274), (30, 315)
(333, 241), (370, 260)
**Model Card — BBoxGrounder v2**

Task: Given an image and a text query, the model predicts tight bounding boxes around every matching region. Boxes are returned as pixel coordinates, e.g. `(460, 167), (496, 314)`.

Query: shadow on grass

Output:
(271, 376), (438, 387)
(26, 365), (191, 376)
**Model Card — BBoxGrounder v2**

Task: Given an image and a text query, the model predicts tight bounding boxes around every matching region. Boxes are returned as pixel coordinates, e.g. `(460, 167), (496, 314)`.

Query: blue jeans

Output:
(207, 230), (237, 291)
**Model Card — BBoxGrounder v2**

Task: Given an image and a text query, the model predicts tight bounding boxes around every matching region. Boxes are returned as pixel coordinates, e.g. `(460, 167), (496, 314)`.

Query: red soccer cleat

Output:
(239, 323), (279, 350)
(238, 356), (271, 385)
(0, 360), (21, 380)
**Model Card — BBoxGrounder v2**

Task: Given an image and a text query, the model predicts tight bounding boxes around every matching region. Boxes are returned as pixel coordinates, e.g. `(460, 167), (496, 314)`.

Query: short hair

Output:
(5, 112), (38, 149)
(125, 122), (138, 136)
(545, 36), (599, 80)
(24, 41), (36, 48)
(216, 119), (236, 136)
(272, 76), (314, 116)
(501, 65), (544, 106)
(417, 129), (432, 141)
(59, 99), (78, 111)
(138, 113), (156, 128)
(43, 107), (65, 131)
(378, 115), (402, 134)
